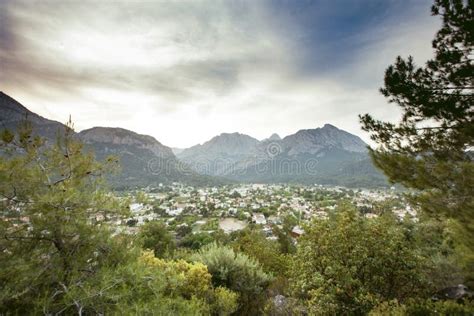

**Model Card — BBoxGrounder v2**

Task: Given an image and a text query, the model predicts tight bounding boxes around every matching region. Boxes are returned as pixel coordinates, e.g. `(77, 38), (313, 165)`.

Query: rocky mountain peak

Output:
(322, 123), (338, 130)
(78, 127), (174, 158)
(180, 132), (259, 157)
(282, 124), (367, 155)
(265, 133), (281, 141)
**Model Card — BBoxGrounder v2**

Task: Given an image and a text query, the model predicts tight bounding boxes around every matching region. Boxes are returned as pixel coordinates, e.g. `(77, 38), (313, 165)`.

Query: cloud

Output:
(0, 0), (440, 147)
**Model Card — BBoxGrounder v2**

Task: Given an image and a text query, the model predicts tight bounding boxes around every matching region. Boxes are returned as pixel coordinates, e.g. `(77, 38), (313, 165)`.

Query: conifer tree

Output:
(0, 120), (128, 313)
(360, 0), (473, 282)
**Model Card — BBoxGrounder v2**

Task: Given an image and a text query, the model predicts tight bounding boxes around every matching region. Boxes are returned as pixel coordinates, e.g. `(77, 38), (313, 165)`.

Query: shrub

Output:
(290, 206), (434, 314)
(193, 243), (272, 315)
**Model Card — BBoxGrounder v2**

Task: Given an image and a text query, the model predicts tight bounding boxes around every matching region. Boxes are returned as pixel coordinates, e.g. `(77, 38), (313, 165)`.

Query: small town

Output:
(119, 184), (416, 239)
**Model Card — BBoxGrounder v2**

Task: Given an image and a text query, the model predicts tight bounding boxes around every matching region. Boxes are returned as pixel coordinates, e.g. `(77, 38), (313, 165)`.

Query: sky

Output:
(0, 0), (440, 148)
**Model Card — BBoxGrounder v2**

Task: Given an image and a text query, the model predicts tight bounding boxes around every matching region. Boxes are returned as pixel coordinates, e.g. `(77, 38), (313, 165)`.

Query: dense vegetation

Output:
(360, 0), (473, 287)
(0, 122), (472, 314)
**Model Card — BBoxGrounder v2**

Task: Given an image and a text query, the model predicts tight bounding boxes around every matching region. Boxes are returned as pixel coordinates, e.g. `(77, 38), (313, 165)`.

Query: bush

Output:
(211, 287), (239, 316)
(179, 232), (215, 250)
(193, 243), (272, 315)
(138, 221), (175, 258)
(232, 228), (289, 276)
(290, 206), (435, 314)
(370, 299), (474, 315)
(135, 250), (238, 315)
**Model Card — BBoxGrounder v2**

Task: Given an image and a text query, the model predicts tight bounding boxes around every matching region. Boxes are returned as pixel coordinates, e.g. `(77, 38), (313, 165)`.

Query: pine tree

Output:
(0, 120), (128, 313)
(360, 0), (473, 283)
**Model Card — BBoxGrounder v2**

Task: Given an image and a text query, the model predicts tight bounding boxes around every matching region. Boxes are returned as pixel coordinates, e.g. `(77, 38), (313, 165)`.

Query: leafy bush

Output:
(232, 228), (289, 276)
(193, 243), (272, 315)
(179, 232), (216, 250)
(138, 221), (175, 258)
(370, 299), (474, 315)
(64, 252), (208, 315)
(211, 287), (239, 316)
(290, 206), (435, 314)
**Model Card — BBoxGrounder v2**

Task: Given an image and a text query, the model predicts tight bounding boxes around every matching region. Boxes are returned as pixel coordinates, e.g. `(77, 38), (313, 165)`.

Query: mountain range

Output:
(0, 92), (219, 188)
(177, 124), (385, 187)
(0, 92), (386, 188)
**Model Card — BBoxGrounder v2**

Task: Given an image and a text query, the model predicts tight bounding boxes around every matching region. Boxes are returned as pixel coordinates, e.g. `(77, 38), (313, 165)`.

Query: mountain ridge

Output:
(79, 126), (175, 159)
(177, 124), (384, 187)
(0, 91), (71, 140)
(0, 92), (219, 188)
(281, 123), (368, 155)
(0, 92), (385, 187)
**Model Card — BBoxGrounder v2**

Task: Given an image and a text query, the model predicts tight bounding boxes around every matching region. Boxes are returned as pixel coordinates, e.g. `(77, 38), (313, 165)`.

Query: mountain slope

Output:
(79, 127), (175, 159)
(0, 92), (220, 188)
(177, 132), (260, 176)
(0, 92), (385, 187)
(0, 91), (69, 140)
(78, 127), (186, 188)
(281, 124), (367, 155)
(178, 124), (386, 187)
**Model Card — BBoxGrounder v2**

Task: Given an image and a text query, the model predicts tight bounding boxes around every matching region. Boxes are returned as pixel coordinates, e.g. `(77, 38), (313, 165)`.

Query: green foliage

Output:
(60, 251), (209, 315)
(134, 190), (150, 204)
(0, 121), (129, 314)
(271, 214), (298, 255)
(176, 223), (193, 238)
(211, 287), (240, 316)
(272, 225), (296, 255)
(360, 0), (473, 283)
(138, 221), (175, 258)
(230, 190), (242, 198)
(201, 218), (219, 230)
(370, 299), (474, 315)
(139, 250), (240, 315)
(290, 206), (435, 315)
(232, 228), (289, 276)
(231, 228), (291, 297)
(179, 231), (216, 250)
(193, 242), (273, 315)
(414, 217), (465, 289)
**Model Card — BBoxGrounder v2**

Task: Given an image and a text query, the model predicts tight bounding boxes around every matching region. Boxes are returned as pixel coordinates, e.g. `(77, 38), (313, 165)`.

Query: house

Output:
(166, 207), (183, 216)
(290, 226), (304, 238)
(267, 215), (281, 225)
(252, 213), (267, 225)
(130, 203), (144, 213)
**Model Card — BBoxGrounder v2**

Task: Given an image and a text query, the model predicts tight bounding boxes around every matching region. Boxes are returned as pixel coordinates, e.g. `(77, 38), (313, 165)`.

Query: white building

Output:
(252, 213), (267, 225)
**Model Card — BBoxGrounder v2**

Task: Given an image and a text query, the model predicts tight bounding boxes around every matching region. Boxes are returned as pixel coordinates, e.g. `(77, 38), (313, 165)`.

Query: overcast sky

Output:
(0, 0), (440, 148)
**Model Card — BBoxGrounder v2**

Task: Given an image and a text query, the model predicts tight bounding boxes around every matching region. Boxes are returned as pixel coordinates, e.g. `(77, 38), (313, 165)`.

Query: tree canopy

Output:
(0, 120), (130, 313)
(360, 0), (473, 284)
(290, 206), (436, 314)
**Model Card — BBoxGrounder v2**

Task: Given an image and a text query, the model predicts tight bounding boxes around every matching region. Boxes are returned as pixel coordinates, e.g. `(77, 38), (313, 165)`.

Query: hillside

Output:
(0, 91), (70, 140)
(0, 92), (221, 188)
(178, 124), (386, 187)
